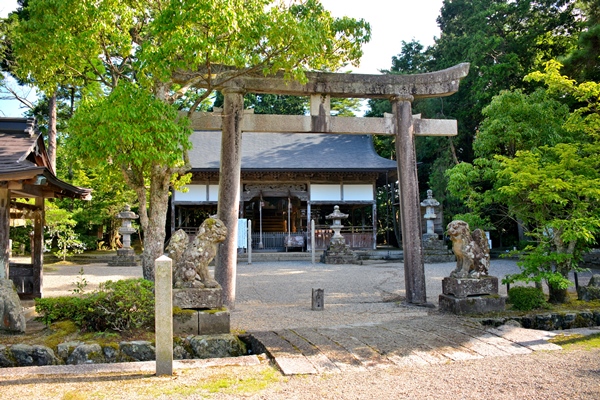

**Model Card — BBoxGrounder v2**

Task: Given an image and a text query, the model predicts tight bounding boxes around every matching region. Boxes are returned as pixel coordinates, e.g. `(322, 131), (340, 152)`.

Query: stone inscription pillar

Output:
(0, 189), (10, 279)
(392, 95), (427, 304)
(155, 255), (173, 376)
(216, 87), (244, 309)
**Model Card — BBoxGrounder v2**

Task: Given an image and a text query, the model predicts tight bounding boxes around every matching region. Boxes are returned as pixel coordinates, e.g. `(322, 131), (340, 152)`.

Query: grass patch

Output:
(136, 365), (282, 398)
(61, 392), (89, 400)
(549, 333), (600, 350)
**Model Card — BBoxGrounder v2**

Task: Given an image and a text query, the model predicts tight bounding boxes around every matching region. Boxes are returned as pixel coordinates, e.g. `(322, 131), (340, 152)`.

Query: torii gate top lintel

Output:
(195, 63), (470, 99)
(213, 63), (471, 308)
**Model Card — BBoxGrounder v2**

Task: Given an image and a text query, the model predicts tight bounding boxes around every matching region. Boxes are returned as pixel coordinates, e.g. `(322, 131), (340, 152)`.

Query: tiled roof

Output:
(188, 131), (397, 172)
(0, 118), (42, 174)
(0, 117), (91, 200)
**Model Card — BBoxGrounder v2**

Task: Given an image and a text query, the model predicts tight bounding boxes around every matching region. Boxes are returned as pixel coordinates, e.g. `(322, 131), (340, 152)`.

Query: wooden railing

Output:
(309, 226), (374, 250)
(177, 222), (374, 251)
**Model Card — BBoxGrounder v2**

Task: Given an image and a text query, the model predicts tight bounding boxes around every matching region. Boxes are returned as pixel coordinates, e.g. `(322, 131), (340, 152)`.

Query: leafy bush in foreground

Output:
(508, 286), (549, 311)
(35, 278), (155, 332)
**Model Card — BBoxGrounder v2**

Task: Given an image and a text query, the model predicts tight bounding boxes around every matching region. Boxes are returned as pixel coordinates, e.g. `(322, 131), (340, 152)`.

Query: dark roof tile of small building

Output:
(0, 117), (91, 199)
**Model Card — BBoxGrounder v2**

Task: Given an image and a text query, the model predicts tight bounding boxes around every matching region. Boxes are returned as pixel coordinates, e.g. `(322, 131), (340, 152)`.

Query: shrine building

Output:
(171, 129), (397, 252)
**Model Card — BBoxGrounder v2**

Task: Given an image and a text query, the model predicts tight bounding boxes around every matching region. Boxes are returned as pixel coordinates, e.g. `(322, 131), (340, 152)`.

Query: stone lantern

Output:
(420, 190), (454, 263)
(321, 205), (359, 264)
(326, 205), (348, 245)
(420, 189), (439, 240)
(109, 204), (139, 266)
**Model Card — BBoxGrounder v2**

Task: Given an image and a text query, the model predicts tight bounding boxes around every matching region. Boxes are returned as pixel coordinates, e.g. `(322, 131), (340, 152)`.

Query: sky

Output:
(0, 0), (444, 117)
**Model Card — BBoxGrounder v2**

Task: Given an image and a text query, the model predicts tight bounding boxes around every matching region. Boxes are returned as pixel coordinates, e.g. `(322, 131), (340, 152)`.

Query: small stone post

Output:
(311, 288), (324, 310)
(155, 255), (173, 376)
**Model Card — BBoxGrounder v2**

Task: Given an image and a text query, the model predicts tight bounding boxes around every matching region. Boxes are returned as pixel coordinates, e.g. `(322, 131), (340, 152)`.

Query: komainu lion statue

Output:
(167, 217), (227, 289)
(446, 220), (490, 278)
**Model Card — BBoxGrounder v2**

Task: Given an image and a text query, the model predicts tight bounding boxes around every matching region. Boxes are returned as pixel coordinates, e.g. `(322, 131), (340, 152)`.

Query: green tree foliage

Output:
(492, 61), (600, 303)
(562, 0), (600, 82)
(10, 0), (370, 280)
(330, 97), (361, 117)
(213, 91), (309, 115)
(45, 204), (86, 261)
(366, 0), (580, 217)
(429, 0), (579, 163)
(447, 88), (574, 241)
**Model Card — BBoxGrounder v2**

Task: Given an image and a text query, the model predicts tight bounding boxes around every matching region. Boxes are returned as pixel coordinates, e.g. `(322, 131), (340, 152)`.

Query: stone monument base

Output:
(439, 294), (506, 314)
(422, 236), (455, 263)
(108, 249), (138, 266)
(439, 275), (505, 315)
(173, 309), (230, 335)
(321, 241), (361, 265)
(173, 287), (223, 309)
(442, 276), (499, 298)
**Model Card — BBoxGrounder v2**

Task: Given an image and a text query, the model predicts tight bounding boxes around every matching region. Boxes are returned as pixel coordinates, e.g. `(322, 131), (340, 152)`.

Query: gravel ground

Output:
(6, 257), (599, 399)
(212, 349), (600, 400)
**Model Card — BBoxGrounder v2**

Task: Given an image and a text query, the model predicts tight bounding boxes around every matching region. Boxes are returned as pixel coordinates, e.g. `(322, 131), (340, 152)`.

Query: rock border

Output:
(0, 334), (246, 368)
(478, 310), (600, 331)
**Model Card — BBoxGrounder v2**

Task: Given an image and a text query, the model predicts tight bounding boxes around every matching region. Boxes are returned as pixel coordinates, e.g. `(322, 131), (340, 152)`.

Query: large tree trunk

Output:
(548, 285), (568, 304)
(122, 163), (171, 281)
(548, 230), (576, 304)
(47, 91), (58, 173)
(139, 165), (171, 281)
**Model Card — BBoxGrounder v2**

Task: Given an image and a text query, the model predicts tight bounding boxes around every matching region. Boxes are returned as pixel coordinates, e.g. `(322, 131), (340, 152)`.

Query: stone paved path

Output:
(250, 315), (562, 375)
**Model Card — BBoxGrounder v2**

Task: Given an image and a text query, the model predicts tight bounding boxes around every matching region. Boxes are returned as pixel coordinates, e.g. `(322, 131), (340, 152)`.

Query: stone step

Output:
(250, 317), (563, 376)
(250, 331), (317, 375)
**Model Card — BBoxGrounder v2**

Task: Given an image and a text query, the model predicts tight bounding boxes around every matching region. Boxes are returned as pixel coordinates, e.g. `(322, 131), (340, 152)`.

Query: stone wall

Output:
(582, 249), (600, 270)
(479, 310), (600, 331)
(0, 334), (246, 368)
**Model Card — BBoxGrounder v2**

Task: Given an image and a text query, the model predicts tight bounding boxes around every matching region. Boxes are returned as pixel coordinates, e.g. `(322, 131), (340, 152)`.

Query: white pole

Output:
(259, 195), (264, 249)
(247, 219), (252, 265)
(311, 219), (316, 265)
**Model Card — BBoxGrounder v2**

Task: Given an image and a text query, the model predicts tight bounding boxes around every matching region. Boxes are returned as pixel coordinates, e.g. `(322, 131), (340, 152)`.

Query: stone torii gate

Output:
(188, 63), (470, 308)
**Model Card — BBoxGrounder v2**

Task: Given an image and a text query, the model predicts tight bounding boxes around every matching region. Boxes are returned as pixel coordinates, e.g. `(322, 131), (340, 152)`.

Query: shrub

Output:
(508, 286), (549, 311)
(35, 278), (155, 332)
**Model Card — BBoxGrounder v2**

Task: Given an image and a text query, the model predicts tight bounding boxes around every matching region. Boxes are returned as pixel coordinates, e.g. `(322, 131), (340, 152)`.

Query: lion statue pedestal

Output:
(167, 217), (230, 335)
(439, 220), (506, 314)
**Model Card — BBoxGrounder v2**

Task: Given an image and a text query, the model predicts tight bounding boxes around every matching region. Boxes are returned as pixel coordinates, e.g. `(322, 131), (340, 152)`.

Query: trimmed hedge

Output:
(35, 278), (155, 332)
(508, 286), (548, 311)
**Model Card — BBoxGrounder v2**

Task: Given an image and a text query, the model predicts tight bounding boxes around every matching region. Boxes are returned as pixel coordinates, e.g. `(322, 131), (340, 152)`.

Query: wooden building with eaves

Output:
(171, 130), (397, 251)
(0, 118), (91, 299)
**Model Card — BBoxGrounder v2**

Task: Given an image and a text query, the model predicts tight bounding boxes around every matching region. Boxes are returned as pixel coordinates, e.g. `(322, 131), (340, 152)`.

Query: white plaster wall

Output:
(310, 184), (342, 201)
(174, 184), (207, 202)
(343, 184), (373, 201)
(208, 185), (219, 201)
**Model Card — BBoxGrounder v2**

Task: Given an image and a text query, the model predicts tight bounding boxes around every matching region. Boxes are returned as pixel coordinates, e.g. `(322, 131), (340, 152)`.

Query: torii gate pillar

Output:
(216, 87), (244, 309)
(197, 63), (470, 309)
(392, 95), (426, 304)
